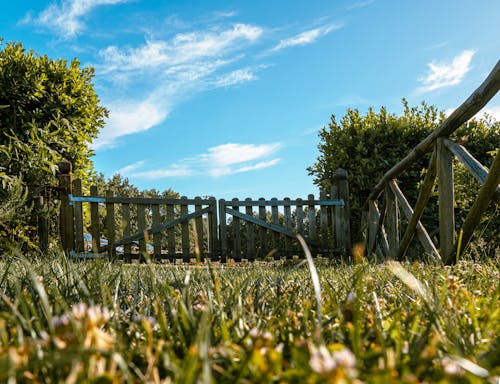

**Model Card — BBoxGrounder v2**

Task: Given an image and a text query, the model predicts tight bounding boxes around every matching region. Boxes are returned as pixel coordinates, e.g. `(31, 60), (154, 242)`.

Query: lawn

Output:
(0, 251), (498, 383)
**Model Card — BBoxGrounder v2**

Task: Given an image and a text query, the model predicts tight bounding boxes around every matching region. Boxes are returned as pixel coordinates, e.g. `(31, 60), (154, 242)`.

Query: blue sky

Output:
(2, 1), (499, 199)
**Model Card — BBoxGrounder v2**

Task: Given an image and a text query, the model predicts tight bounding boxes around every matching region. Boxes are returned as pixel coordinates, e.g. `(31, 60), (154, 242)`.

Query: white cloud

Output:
(114, 160), (145, 175)
(346, 0), (375, 11)
(92, 24), (264, 148)
(91, 99), (168, 149)
(271, 24), (341, 52)
(29, 0), (130, 37)
(98, 24), (263, 74)
(213, 68), (256, 87)
(417, 50), (475, 93)
(119, 142), (282, 179)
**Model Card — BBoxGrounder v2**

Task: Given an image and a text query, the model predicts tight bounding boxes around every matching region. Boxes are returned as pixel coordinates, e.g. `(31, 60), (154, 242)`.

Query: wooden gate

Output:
(59, 177), (218, 261)
(219, 193), (347, 260)
(58, 168), (351, 261)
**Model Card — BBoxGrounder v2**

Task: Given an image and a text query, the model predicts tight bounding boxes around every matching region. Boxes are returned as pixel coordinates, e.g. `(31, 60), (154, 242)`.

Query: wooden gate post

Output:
(437, 138), (455, 262)
(334, 168), (351, 254)
(58, 160), (74, 255)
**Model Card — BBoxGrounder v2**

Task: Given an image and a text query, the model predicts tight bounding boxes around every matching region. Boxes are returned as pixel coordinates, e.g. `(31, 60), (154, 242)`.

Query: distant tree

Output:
(308, 100), (499, 253)
(0, 40), (107, 247)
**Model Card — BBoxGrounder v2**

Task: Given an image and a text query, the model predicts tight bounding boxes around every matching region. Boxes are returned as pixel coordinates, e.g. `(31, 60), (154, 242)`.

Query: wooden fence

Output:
(56, 167), (350, 261)
(364, 60), (500, 264)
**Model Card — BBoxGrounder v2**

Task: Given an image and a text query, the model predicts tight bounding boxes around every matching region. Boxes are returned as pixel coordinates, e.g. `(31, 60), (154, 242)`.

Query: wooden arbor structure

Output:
(364, 61), (500, 264)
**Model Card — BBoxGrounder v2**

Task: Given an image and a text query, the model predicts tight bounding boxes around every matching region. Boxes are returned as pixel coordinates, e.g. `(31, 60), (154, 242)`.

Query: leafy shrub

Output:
(308, 100), (499, 254)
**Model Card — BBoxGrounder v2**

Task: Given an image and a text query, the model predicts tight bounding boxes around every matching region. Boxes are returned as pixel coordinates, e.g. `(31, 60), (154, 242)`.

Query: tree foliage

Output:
(308, 100), (499, 250)
(0, 40), (107, 246)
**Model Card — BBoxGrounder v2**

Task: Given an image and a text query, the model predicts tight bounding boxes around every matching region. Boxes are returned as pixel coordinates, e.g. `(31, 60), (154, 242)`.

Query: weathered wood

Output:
(121, 204), (131, 256)
(245, 198), (255, 259)
(258, 198), (267, 257)
(396, 151), (438, 260)
(367, 202), (378, 256)
(385, 184), (399, 259)
(217, 198), (343, 207)
(58, 161), (74, 254)
(208, 197), (218, 256)
(104, 206), (211, 251)
(137, 203), (147, 255)
(454, 149), (500, 262)
(320, 191), (329, 249)
(388, 180), (440, 259)
(106, 190), (116, 258)
(271, 198), (280, 253)
(232, 198), (241, 259)
(284, 197), (292, 255)
(331, 185), (338, 247)
(180, 197), (189, 256)
(194, 197), (204, 257)
(296, 198), (304, 235)
(166, 204), (175, 257)
(90, 185), (100, 254)
(152, 204), (161, 257)
(335, 169), (351, 252)
(308, 194), (317, 242)
(73, 179), (84, 253)
(367, 60), (500, 203)
(368, 200), (390, 258)
(219, 199), (228, 259)
(437, 138), (455, 262)
(443, 138), (496, 191)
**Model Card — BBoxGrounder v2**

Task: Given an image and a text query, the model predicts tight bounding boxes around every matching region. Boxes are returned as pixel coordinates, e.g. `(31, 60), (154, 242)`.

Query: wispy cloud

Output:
(270, 24), (341, 52)
(119, 142), (282, 179)
(346, 0), (375, 11)
(213, 68), (256, 87)
(416, 50), (475, 93)
(25, 0), (130, 38)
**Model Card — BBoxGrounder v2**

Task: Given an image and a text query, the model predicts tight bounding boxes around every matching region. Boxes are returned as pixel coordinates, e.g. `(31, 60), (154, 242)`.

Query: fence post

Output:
(437, 138), (455, 262)
(219, 199), (228, 262)
(334, 168), (351, 254)
(58, 160), (74, 255)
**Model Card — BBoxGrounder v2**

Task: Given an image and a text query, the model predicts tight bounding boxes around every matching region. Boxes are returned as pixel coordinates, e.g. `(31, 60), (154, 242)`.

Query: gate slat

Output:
(137, 203), (147, 256)
(245, 198), (255, 259)
(320, 191), (328, 251)
(271, 198), (279, 256)
(106, 190), (115, 258)
(308, 194), (317, 242)
(296, 198), (304, 235)
(194, 197), (203, 258)
(219, 199), (228, 260)
(167, 204), (175, 259)
(121, 204), (131, 256)
(284, 197), (292, 256)
(152, 204), (161, 257)
(73, 179), (84, 253)
(232, 198), (241, 259)
(90, 185), (100, 254)
(258, 198), (267, 257)
(180, 197), (189, 257)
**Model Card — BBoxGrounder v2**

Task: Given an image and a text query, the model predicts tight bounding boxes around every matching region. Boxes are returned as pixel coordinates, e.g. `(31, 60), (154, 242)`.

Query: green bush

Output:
(308, 100), (499, 254)
(0, 40), (107, 247)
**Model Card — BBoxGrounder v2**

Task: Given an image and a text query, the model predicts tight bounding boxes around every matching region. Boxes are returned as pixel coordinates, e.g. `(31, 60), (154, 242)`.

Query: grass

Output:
(0, 250), (498, 383)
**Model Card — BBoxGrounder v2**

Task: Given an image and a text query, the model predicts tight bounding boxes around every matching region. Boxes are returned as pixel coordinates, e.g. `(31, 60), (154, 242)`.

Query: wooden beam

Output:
(437, 138), (455, 262)
(367, 60), (500, 203)
(453, 149), (500, 262)
(368, 200), (390, 259)
(396, 151), (438, 260)
(385, 184), (399, 259)
(388, 180), (441, 260)
(443, 138), (498, 194)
